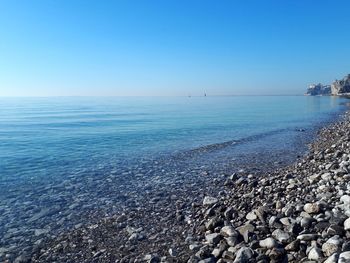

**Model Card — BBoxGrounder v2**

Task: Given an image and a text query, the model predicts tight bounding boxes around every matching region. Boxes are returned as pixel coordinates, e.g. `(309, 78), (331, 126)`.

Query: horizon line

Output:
(0, 94), (305, 98)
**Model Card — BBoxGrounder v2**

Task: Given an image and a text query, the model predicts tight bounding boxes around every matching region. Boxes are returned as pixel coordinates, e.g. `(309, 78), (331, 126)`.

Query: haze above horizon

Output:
(1, 0), (350, 97)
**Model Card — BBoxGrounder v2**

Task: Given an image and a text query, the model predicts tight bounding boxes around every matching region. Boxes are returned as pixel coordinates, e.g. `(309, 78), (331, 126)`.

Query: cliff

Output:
(331, 74), (350, 95)
(306, 74), (350, 96)
(305, 83), (331, 96)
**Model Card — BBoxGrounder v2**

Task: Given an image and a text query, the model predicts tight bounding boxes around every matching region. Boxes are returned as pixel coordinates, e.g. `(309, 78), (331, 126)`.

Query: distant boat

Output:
(204, 93), (207, 97)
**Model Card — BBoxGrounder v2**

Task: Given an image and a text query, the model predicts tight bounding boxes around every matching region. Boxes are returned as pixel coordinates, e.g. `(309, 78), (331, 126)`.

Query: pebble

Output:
(236, 224), (255, 243)
(220, 226), (237, 237)
(205, 233), (221, 245)
(322, 239), (341, 257)
(324, 253), (339, 263)
(339, 251), (350, 263)
(246, 211), (257, 221)
(340, 195), (350, 204)
(344, 217), (350, 230)
(304, 203), (320, 214)
(259, 237), (278, 249)
(285, 240), (300, 251)
(297, 234), (319, 241)
(301, 217), (316, 228)
(233, 247), (254, 263)
(203, 196), (218, 206)
(272, 229), (290, 243)
(168, 248), (177, 257)
(308, 247), (323, 260)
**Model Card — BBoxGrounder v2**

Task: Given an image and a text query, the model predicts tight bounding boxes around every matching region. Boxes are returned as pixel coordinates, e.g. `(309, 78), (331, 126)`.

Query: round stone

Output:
(272, 229), (290, 243)
(246, 211), (257, 221)
(259, 237), (278, 249)
(304, 203), (320, 214)
(203, 196), (218, 206)
(339, 251), (350, 263)
(220, 226), (238, 237)
(308, 247), (323, 261)
(344, 218), (350, 230)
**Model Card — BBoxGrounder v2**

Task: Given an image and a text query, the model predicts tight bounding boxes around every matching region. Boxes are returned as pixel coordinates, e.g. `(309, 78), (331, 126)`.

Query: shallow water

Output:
(0, 95), (348, 257)
(0, 96), (346, 182)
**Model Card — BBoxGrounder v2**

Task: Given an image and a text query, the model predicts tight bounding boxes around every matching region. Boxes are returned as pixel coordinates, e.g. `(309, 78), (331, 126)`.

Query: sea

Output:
(0, 95), (348, 257)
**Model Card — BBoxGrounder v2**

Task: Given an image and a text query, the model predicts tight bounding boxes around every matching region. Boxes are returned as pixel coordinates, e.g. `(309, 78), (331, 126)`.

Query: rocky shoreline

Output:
(182, 111), (350, 263)
(6, 111), (350, 262)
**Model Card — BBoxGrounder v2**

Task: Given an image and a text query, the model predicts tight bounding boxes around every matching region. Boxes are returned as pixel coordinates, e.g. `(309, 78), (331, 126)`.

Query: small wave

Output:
(176, 127), (302, 158)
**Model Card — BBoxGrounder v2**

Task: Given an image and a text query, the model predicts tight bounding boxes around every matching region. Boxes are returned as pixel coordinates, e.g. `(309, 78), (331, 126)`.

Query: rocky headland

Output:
(306, 74), (350, 96)
(331, 75), (350, 95)
(306, 84), (331, 96)
(24, 109), (350, 262)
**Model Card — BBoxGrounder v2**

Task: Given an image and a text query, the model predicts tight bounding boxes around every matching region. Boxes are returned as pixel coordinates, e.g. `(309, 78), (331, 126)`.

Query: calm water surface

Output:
(0, 96), (347, 183)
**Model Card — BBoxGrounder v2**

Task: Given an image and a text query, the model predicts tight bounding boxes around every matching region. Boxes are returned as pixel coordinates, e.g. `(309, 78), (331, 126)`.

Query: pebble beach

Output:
(19, 109), (350, 263)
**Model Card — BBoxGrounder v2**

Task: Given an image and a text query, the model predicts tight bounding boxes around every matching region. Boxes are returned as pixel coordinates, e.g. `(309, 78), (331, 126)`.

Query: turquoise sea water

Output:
(0, 96), (347, 183)
(0, 96), (348, 258)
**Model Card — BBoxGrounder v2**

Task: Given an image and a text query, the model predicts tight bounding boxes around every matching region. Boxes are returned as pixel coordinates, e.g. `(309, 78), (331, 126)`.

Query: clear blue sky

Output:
(1, 0), (350, 96)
